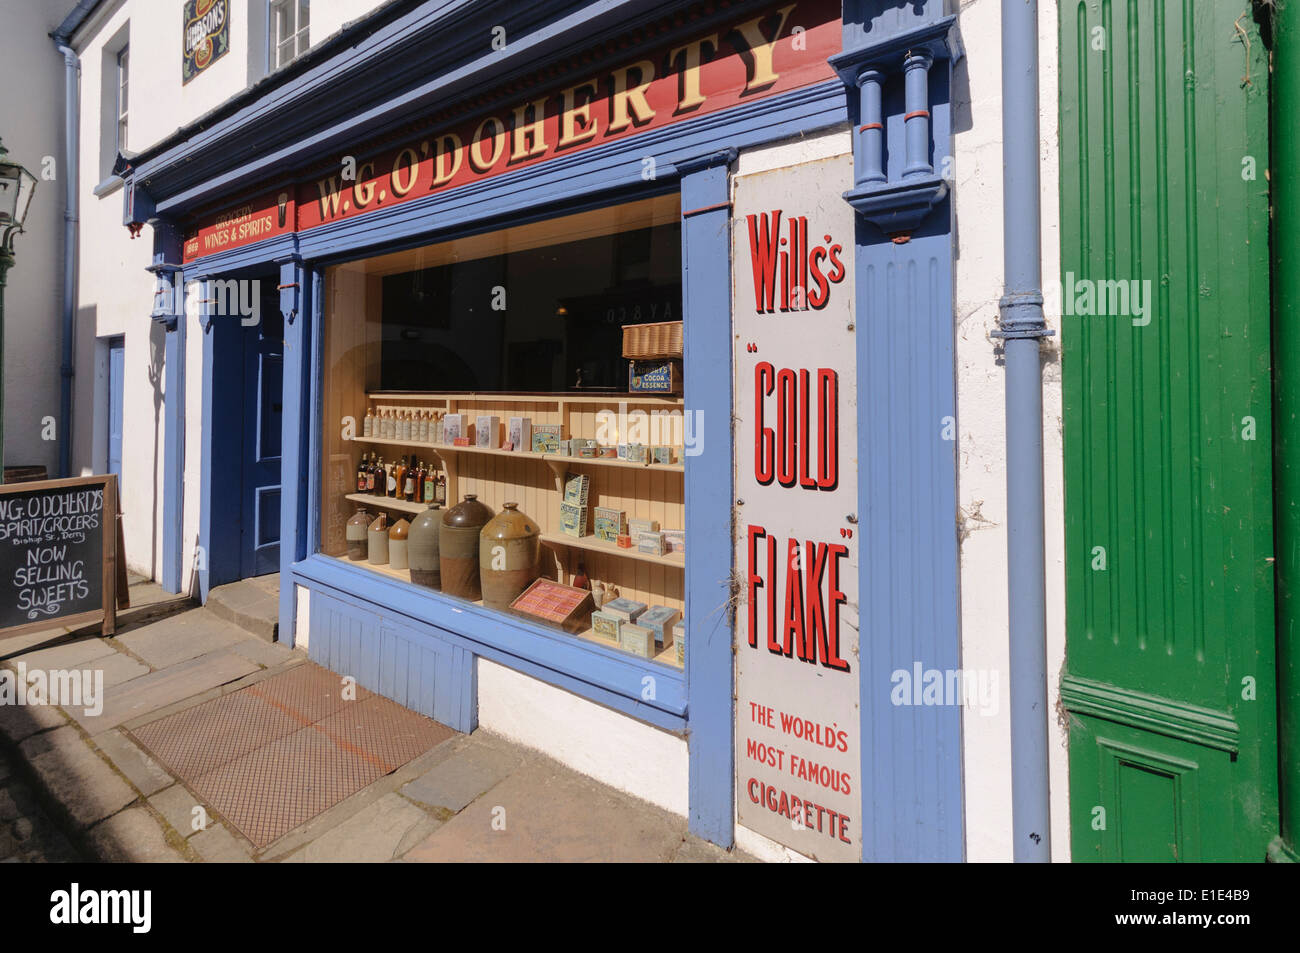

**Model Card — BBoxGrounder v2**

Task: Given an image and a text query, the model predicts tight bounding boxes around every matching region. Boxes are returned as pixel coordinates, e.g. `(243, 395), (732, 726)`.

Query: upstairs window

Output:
(116, 46), (129, 154)
(269, 0), (309, 69)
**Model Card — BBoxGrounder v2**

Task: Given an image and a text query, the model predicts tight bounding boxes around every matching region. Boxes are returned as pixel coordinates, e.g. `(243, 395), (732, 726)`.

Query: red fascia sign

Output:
(182, 0), (842, 263)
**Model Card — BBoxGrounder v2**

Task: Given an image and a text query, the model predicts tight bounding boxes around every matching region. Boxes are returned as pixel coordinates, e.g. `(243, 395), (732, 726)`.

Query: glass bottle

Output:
(435, 471), (447, 505)
(417, 410), (429, 443)
(363, 405), (374, 438)
(422, 462), (436, 503)
(403, 454), (417, 501)
(356, 453), (368, 492)
(368, 456), (381, 494)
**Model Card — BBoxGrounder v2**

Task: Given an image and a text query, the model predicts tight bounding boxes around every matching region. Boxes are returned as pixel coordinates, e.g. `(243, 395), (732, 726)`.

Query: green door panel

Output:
(1060, 0), (1277, 860)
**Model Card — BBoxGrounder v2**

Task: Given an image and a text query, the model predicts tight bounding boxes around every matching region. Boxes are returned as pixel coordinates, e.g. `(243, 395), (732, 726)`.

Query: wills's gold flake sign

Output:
(183, 0), (841, 261)
(183, 0), (230, 85)
(733, 154), (860, 862)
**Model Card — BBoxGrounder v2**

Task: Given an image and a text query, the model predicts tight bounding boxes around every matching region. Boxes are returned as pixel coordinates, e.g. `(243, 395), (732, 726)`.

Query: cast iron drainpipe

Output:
(991, 0), (1053, 862)
(53, 38), (79, 480)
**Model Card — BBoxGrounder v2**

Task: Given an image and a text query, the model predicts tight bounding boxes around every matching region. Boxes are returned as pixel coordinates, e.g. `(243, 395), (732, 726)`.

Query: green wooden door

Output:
(1060, 0), (1277, 861)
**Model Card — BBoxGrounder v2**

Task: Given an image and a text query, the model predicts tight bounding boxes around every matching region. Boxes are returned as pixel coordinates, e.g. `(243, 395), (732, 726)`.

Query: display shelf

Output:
(367, 391), (683, 407)
(327, 555), (680, 668)
(347, 436), (684, 473)
(539, 532), (684, 569)
(344, 493), (430, 515)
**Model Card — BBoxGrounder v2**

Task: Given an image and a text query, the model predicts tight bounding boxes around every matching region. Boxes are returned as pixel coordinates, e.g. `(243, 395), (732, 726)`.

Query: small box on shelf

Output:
(591, 610), (622, 644)
(603, 598), (646, 623)
(593, 507), (626, 542)
(639, 606), (680, 648)
(564, 472), (591, 507)
(508, 417), (532, 452)
(620, 623), (656, 659)
(476, 415), (501, 448)
(560, 502), (588, 537)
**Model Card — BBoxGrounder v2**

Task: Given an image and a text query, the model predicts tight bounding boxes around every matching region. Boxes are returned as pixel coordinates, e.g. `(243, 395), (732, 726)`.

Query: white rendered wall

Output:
(476, 658), (689, 817)
(0, 0), (69, 478)
(952, 0), (1069, 862)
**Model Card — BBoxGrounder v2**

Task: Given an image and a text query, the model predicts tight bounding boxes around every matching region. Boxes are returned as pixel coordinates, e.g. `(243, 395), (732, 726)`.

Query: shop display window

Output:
(319, 195), (688, 667)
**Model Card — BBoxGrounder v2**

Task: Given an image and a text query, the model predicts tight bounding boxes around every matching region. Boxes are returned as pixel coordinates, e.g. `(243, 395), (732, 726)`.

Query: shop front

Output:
(124, 0), (966, 860)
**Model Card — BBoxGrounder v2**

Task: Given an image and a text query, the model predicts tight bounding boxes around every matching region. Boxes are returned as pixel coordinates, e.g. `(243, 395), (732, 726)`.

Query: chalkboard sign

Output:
(0, 475), (122, 639)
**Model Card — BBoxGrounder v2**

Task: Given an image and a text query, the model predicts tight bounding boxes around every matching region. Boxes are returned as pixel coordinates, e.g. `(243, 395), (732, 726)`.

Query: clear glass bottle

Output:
(363, 405), (374, 438)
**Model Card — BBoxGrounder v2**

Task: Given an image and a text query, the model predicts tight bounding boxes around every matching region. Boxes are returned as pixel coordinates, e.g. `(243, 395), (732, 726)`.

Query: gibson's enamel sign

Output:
(183, 0), (230, 85)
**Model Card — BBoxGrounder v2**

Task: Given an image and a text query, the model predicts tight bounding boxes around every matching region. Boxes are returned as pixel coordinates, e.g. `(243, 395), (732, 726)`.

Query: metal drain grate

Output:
(129, 662), (456, 849)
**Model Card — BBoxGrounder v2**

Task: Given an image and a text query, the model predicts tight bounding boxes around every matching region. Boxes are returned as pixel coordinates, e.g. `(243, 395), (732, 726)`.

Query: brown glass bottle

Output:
(403, 455), (418, 501)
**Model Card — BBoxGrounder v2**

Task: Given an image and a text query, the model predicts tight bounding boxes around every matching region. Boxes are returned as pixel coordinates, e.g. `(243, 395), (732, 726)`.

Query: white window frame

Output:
(116, 46), (129, 155)
(268, 0), (309, 71)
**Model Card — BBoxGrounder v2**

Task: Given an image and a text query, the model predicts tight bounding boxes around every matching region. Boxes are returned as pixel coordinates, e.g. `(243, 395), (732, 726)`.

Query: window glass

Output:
(116, 47), (129, 153)
(319, 195), (687, 668)
(270, 0), (309, 68)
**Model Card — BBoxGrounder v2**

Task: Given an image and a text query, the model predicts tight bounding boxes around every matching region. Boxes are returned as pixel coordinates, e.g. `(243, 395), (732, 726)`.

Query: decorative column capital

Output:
(830, 15), (962, 242)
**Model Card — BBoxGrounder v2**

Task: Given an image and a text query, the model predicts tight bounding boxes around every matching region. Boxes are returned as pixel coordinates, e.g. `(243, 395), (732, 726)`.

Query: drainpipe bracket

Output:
(992, 292), (1054, 339)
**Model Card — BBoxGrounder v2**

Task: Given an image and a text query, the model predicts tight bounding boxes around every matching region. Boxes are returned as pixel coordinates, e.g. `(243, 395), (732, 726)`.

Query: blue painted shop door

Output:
(239, 292), (282, 578)
(107, 337), (124, 489)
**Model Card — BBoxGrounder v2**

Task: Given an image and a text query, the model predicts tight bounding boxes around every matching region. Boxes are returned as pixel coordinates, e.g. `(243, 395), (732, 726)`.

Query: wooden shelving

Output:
(367, 391), (683, 407)
(540, 532), (684, 569)
(348, 435), (684, 473)
(344, 493), (683, 570)
(345, 493), (428, 515)
(330, 555), (681, 669)
(330, 390), (686, 638)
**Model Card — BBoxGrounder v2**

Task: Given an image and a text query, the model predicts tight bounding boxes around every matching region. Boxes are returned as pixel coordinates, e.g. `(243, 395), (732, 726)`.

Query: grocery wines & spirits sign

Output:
(733, 154), (860, 862)
(183, 0), (230, 85)
(182, 0), (840, 261)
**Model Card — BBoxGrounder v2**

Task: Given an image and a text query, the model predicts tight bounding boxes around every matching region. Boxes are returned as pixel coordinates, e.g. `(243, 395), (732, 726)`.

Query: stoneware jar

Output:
(388, 517), (411, 570)
(479, 502), (541, 610)
(407, 503), (443, 588)
(440, 495), (494, 600)
(367, 513), (390, 565)
(346, 508), (372, 561)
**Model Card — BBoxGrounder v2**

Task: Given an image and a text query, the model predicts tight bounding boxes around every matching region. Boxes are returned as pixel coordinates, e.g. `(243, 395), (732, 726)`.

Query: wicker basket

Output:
(622, 320), (683, 359)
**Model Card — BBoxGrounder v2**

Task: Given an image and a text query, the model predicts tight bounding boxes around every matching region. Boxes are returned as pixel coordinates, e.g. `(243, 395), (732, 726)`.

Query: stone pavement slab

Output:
(285, 793), (443, 862)
(230, 638), (296, 668)
(69, 649), (260, 732)
(0, 697), (68, 743)
(7, 637), (116, 670)
(20, 726), (137, 829)
(96, 652), (151, 688)
(191, 823), (253, 863)
(86, 806), (188, 862)
(94, 729), (173, 797)
(401, 736), (521, 813)
(401, 756), (686, 863)
(118, 609), (247, 669)
(149, 784), (206, 838)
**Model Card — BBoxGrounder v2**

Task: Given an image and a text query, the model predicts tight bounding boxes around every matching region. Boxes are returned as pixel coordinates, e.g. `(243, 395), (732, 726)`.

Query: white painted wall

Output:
(952, 0), (1069, 862)
(0, 0), (68, 478)
(476, 658), (689, 817)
